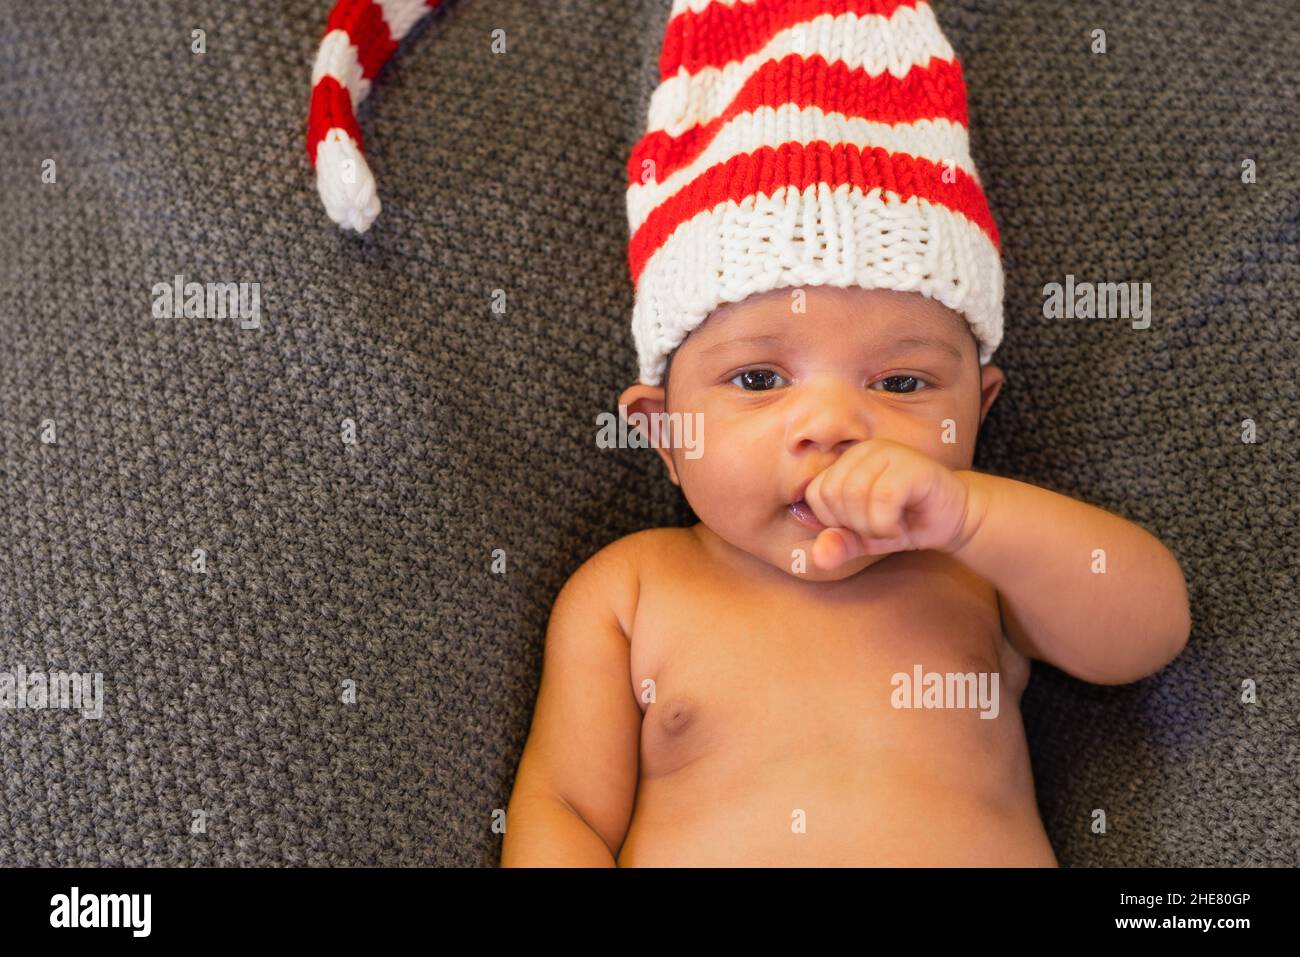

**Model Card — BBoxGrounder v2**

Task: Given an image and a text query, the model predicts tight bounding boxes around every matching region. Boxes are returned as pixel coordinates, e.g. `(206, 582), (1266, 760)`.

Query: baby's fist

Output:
(803, 438), (972, 569)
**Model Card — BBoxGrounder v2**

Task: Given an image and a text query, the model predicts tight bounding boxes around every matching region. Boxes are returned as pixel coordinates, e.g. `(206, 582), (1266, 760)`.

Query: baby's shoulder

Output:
(612, 525), (694, 554)
(554, 527), (692, 641)
(581, 526), (693, 571)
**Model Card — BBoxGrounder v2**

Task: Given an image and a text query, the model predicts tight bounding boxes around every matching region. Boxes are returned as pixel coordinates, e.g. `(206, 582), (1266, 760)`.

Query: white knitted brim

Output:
(631, 181), (1003, 386)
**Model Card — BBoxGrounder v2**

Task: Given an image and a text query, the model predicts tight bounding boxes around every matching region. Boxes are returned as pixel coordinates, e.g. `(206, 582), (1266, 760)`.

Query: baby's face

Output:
(621, 285), (1003, 583)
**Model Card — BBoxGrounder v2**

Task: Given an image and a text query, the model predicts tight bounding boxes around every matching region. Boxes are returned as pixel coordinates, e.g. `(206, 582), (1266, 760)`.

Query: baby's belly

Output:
(620, 542), (1055, 866)
(617, 711), (1058, 867)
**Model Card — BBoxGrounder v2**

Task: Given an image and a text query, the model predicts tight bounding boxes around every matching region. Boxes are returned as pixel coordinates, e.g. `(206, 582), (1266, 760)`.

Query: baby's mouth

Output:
(788, 499), (825, 531)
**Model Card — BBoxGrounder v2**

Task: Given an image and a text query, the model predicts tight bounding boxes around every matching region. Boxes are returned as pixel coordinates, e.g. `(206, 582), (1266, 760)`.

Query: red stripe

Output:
(326, 0), (397, 79)
(306, 76), (363, 167)
(661, 0), (925, 80)
(627, 140), (999, 285)
(628, 54), (967, 186)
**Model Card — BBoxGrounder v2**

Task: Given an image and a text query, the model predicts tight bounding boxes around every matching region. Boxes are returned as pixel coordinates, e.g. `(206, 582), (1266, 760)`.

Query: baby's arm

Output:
(951, 471), (1192, 685)
(500, 541), (642, 866)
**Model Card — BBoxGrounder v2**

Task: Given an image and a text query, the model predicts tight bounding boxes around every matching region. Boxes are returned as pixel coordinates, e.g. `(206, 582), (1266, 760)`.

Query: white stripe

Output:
(647, 5), (953, 138)
(316, 128), (381, 233)
(630, 184), (1001, 385)
(627, 106), (975, 234)
(375, 0), (434, 41)
(312, 29), (371, 112)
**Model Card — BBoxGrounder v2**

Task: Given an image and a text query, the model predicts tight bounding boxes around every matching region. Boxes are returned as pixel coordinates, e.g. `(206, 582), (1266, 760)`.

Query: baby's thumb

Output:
(812, 527), (866, 569)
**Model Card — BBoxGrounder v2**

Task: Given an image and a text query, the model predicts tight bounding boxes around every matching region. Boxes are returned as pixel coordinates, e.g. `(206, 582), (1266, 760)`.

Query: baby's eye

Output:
(730, 369), (786, 391)
(872, 375), (929, 394)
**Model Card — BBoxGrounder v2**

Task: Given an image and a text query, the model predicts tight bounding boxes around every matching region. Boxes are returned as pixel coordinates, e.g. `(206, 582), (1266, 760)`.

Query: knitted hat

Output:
(306, 0), (1003, 385)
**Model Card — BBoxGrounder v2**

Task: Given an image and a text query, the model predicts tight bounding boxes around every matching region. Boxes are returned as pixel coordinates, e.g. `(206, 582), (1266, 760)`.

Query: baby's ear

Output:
(617, 384), (679, 486)
(977, 364), (1005, 426)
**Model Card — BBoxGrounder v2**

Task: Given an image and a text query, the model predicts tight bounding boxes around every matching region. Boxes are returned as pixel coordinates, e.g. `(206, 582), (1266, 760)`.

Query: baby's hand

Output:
(803, 438), (974, 570)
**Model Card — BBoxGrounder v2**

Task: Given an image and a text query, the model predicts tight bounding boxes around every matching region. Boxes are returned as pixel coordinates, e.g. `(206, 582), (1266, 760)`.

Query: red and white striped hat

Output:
(307, 0), (1003, 386)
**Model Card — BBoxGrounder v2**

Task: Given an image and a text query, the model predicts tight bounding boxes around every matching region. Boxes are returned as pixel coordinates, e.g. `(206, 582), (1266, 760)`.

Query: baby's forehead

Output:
(696, 285), (969, 346)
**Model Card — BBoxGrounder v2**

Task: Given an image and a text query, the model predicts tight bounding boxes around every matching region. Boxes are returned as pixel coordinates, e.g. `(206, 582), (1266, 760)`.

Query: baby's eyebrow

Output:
(700, 332), (964, 362)
(891, 335), (965, 362)
(700, 334), (787, 356)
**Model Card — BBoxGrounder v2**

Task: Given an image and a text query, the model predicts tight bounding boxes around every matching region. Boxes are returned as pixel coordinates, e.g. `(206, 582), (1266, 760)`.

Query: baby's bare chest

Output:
(627, 550), (1029, 781)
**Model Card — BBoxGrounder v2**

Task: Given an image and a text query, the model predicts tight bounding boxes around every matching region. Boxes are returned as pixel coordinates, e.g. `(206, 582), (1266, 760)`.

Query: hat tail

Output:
(307, 0), (448, 232)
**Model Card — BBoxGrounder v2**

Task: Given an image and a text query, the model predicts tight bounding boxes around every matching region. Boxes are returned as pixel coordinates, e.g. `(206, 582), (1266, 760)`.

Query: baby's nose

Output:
(785, 382), (870, 454)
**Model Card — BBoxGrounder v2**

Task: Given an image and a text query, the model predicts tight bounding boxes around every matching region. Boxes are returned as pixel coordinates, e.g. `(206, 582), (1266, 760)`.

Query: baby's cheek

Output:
(677, 444), (768, 527)
(908, 413), (977, 471)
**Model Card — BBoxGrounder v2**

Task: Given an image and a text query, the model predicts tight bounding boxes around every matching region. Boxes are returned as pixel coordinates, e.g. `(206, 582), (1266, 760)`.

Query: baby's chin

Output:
(778, 537), (889, 582)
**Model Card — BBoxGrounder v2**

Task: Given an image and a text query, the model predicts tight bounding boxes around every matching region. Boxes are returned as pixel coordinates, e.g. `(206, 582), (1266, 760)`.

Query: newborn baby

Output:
(501, 282), (1190, 867)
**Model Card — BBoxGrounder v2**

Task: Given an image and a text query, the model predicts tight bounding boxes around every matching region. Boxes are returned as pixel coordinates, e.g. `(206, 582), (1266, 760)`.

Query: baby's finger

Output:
(862, 534), (908, 554)
(866, 481), (905, 540)
(812, 526), (867, 569)
(804, 472), (844, 530)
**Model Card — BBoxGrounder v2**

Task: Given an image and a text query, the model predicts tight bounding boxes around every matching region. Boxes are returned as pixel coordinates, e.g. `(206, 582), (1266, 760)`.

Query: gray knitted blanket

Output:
(1, 0), (1295, 865)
